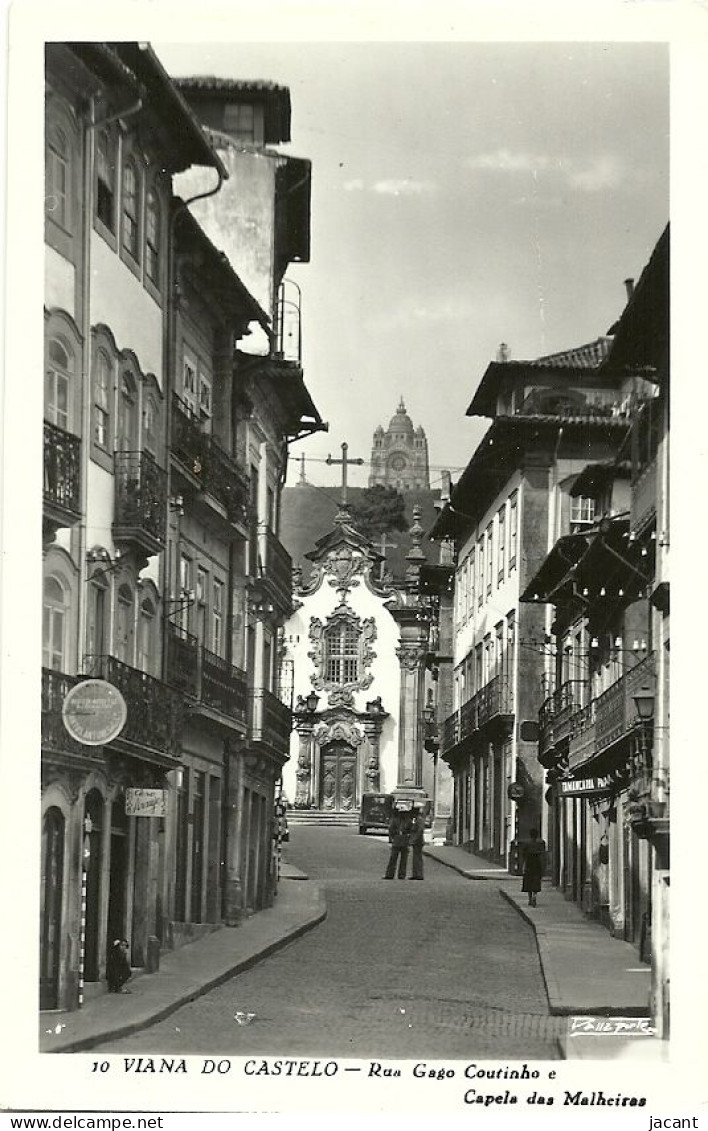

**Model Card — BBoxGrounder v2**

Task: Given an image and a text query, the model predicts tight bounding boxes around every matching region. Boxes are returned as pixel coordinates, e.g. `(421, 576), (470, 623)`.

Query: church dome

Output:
(387, 396), (414, 435)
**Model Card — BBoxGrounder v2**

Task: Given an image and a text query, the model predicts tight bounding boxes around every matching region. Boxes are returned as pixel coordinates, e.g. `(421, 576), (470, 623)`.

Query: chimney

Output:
(624, 278), (635, 301)
(496, 342), (511, 363)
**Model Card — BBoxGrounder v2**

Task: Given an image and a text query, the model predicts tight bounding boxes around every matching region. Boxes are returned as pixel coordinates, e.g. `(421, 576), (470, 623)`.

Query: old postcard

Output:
(1, 0), (707, 1120)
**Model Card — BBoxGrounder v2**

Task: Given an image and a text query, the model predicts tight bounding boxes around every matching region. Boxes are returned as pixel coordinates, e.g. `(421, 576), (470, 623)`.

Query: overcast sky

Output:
(155, 40), (668, 492)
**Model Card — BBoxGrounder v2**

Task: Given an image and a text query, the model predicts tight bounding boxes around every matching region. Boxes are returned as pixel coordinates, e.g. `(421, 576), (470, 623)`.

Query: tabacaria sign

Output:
(62, 679), (127, 746)
(125, 788), (168, 818)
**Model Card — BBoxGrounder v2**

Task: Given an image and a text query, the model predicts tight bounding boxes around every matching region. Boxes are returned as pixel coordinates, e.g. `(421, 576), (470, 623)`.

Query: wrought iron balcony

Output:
(113, 450), (167, 555)
(475, 674), (514, 730)
(201, 647), (248, 724)
(539, 680), (586, 761)
(251, 526), (294, 615)
(460, 696), (477, 742)
(440, 710), (460, 756)
(83, 654), (182, 761)
(41, 668), (97, 759)
(249, 687), (292, 753)
(165, 624), (199, 698)
(171, 395), (250, 530)
(43, 420), (81, 537)
(595, 654), (655, 757)
(166, 625), (248, 729)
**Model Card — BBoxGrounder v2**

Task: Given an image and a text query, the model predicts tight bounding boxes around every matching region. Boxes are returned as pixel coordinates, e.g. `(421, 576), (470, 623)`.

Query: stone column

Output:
(223, 739), (245, 926)
(395, 637), (428, 789)
(293, 723), (315, 808)
(362, 717), (384, 792)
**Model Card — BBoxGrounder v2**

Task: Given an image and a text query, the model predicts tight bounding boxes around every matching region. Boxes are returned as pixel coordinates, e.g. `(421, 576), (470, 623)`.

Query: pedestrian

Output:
(383, 807), (412, 879)
(521, 828), (546, 907)
(106, 938), (132, 993)
(409, 807), (426, 880)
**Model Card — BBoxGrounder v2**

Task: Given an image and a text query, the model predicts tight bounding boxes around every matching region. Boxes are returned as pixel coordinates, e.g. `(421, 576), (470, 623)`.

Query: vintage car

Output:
(358, 792), (394, 835)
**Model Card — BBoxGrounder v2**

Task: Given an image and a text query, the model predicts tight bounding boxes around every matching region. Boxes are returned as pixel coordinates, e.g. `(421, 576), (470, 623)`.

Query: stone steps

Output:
(288, 809), (360, 827)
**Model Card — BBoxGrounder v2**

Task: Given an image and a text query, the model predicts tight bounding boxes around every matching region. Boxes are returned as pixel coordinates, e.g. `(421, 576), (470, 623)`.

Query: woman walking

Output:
(522, 828), (546, 907)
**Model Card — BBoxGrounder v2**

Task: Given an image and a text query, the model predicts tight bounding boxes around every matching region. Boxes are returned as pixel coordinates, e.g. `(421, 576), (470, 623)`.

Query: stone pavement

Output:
(40, 868), (324, 1055)
(423, 842), (664, 1059)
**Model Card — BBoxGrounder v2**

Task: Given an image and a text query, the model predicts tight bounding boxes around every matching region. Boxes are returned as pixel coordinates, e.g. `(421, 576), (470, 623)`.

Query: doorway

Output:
(40, 807), (64, 1009)
(320, 742), (357, 811)
(106, 799), (127, 949)
(84, 790), (104, 982)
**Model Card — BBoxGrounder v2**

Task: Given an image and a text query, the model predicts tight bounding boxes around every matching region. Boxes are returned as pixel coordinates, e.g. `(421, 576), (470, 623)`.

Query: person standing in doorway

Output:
(409, 807), (426, 880)
(106, 938), (132, 993)
(384, 807), (412, 879)
(522, 828), (546, 907)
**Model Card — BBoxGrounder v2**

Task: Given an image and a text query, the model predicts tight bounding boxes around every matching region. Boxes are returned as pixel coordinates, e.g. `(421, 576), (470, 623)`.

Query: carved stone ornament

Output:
(396, 642), (428, 671)
(313, 719), (364, 748)
(326, 545), (365, 599)
(308, 607), (377, 705)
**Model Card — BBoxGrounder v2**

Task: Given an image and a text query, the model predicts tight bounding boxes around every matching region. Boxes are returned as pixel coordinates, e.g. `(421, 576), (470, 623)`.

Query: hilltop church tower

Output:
(368, 398), (430, 490)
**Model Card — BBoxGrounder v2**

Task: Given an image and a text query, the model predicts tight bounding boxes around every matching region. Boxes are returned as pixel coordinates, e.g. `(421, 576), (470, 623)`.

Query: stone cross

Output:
(372, 531), (399, 580)
(326, 442), (364, 505)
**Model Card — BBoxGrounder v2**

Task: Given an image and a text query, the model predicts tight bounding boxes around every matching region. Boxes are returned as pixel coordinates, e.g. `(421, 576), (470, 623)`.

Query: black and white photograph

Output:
(2, 0), (707, 1119)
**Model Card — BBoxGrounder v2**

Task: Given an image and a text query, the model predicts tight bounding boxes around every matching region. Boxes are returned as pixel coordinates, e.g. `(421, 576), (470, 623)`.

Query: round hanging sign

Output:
(62, 679), (127, 746)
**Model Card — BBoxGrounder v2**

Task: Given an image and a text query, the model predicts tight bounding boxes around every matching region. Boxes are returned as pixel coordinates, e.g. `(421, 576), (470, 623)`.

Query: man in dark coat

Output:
(409, 808), (426, 880)
(383, 808), (412, 879)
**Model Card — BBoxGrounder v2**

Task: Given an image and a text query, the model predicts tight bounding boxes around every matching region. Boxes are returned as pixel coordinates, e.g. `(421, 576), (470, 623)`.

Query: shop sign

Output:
(560, 774), (614, 798)
(507, 781), (525, 801)
(62, 679), (127, 746)
(125, 788), (168, 818)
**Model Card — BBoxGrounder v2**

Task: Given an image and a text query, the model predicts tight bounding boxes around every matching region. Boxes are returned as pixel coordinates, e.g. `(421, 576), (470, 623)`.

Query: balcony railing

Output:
(460, 696), (477, 742)
(249, 687), (292, 752)
(113, 450), (167, 552)
(41, 668), (85, 755)
(166, 625), (248, 726)
(171, 396), (250, 528)
(567, 700), (596, 770)
(44, 421), (81, 524)
(83, 654), (182, 758)
(201, 647), (248, 723)
(253, 527), (293, 615)
(595, 654), (655, 756)
(441, 710), (460, 755)
(475, 674), (514, 729)
(166, 624), (199, 698)
(539, 680), (586, 757)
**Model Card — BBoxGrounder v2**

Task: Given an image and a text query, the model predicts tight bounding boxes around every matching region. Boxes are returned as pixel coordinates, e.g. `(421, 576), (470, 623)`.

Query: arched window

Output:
(324, 621), (360, 685)
(45, 123), (70, 230)
(43, 575), (67, 671)
(94, 350), (112, 452)
(45, 337), (73, 431)
(115, 584), (134, 664)
(116, 372), (138, 452)
(146, 190), (161, 284)
(96, 130), (116, 233)
(122, 159), (139, 260)
(137, 596), (156, 675)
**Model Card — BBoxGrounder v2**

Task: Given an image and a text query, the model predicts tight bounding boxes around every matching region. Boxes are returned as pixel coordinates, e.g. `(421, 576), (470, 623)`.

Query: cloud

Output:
(467, 148), (628, 194)
(373, 178), (436, 196)
(374, 295), (472, 330)
(343, 177), (435, 196)
(467, 149), (551, 173)
(567, 155), (624, 192)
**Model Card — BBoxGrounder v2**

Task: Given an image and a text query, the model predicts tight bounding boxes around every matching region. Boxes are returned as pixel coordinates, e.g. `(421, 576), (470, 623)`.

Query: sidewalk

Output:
(424, 842), (658, 1058)
(40, 870), (325, 1055)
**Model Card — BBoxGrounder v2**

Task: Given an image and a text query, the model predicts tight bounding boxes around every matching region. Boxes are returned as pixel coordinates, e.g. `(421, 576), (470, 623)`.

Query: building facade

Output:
(369, 398), (430, 491)
(41, 43), (322, 1013)
(430, 338), (630, 867)
(521, 228), (669, 1035)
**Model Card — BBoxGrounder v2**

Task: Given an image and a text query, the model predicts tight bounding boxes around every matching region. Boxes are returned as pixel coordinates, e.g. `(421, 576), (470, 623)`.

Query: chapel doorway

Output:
(320, 742), (357, 811)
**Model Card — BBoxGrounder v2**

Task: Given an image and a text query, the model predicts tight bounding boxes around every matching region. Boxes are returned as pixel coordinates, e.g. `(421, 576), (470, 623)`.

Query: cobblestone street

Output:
(96, 827), (562, 1059)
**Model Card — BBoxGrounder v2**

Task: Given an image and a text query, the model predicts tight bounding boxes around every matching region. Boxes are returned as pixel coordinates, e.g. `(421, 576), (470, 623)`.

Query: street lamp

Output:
(633, 686), (655, 722)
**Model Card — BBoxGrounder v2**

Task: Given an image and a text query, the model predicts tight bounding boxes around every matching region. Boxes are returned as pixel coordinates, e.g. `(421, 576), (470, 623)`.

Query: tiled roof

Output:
(175, 76), (288, 95)
(530, 337), (613, 370)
